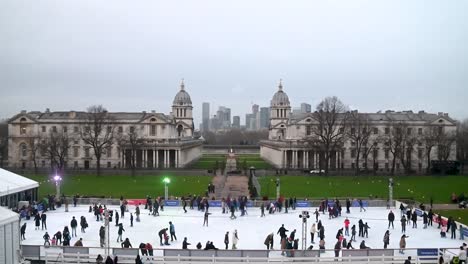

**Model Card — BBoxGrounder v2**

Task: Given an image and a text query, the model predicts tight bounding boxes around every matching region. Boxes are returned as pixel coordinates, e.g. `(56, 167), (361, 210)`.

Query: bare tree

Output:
(346, 112), (374, 175)
(27, 134), (42, 174)
(384, 122), (405, 175)
(457, 119), (468, 173)
(116, 126), (144, 176)
(41, 131), (70, 174)
(309, 96), (349, 174)
(80, 105), (115, 176)
(422, 126), (440, 174)
(437, 130), (456, 162)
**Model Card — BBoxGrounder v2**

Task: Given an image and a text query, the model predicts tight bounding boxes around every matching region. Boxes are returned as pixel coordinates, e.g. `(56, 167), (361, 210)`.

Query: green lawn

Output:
(258, 175), (468, 203)
(25, 174), (213, 199)
(434, 209), (468, 225)
(190, 154), (273, 170)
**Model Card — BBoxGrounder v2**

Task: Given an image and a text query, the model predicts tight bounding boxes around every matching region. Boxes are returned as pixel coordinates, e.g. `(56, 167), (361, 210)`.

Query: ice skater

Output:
(20, 223), (26, 240)
(203, 211), (211, 226)
(169, 221), (177, 241)
(224, 231), (229, 249)
(117, 223), (125, 242)
(232, 229), (239, 249)
(383, 230), (390, 249)
(41, 213), (47, 230)
(359, 199), (366, 212)
(70, 216), (77, 237)
(388, 210), (395, 229)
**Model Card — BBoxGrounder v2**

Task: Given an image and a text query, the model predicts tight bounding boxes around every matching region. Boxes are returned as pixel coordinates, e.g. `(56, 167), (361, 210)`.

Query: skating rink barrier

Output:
(24, 246), (461, 263)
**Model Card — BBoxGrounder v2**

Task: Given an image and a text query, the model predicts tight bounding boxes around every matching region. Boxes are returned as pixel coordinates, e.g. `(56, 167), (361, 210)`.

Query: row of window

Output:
(350, 148), (426, 159)
(303, 126), (443, 136)
(19, 143), (121, 159)
(19, 124), (167, 136)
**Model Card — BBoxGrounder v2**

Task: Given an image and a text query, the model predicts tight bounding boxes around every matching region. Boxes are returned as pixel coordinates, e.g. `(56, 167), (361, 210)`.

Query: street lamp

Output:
(163, 177), (171, 201)
(389, 177), (394, 208)
(299, 211), (310, 250)
(276, 175), (280, 200)
(53, 175), (62, 198)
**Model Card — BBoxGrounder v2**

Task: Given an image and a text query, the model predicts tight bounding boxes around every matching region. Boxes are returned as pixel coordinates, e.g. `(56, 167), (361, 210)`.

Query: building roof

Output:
(9, 111), (173, 123)
(173, 80), (192, 106)
(0, 206), (19, 225)
(0, 169), (39, 198)
(271, 80), (290, 107)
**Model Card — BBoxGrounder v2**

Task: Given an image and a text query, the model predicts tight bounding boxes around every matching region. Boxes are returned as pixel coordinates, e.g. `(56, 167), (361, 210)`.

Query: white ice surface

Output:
(21, 205), (464, 257)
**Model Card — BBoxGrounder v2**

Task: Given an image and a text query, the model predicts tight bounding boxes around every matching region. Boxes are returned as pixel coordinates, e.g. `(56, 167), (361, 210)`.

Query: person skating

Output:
(423, 212), (428, 229)
(120, 203), (125, 218)
(290, 229), (296, 240)
(314, 209), (320, 222)
(428, 209), (434, 226)
(99, 226), (105, 247)
(411, 210), (417, 228)
(203, 211), (211, 226)
(62, 227), (71, 246)
(404, 256), (412, 264)
(319, 239), (325, 253)
(41, 213), (47, 230)
(277, 224), (289, 240)
(406, 208), (411, 226)
(310, 223), (317, 244)
(284, 199), (289, 213)
(383, 230), (390, 249)
(358, 219), (364, 237)
(232, 229), (239, 249)
(117, 223), (125, 242)
(96, 254), (104, 264)
(363, 222), (370, 238)
(146, 242), (153, 256)
(121, 238), (132, 248)
(80, 216), (88, 233)
(230, 204), (236, 219)
(182, 237), (191, 249)
(344, 218), (350, 236)
(359, 199), (366, 212)
(54, 231), (62, 245)
(43, 232), (50, 246)
(70, 216), (77, 237)
(401, 216), (407, 233)
(264, 233), (274, 250)
(130, 213), (133, 227)
(451, 221), (457, 239)
(34, 213), (40, 230)
(346, 199), (351, 214)
(115, 211), (120, 226)
(346, 240), (354, 249)
(20, 223), (27, 240)
(347, 223), (356, 239)
(182, 197), (187, 213)
(260, 203), (265, 217)
(169, 221), (177, 241)
(399, 203), (405, 218)
(158, 228), (168, 246)
(437, 214), (442, 228)
(388, 211), (395, 229)
(458, 246), (467, 264)
(224, 231), (229, 249)
(319, 225), (325, 241)
(104, 256), (113, 264)
(135, 205), (140, 222)
(399, 235), (408, 254)
(74, 238), (83, 247)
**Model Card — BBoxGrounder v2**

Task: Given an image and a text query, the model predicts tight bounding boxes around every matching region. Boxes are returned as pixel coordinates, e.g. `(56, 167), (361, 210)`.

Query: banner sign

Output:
(417, 248), (438, 260)
(164, 200), (180, 206)
(351, 200), (368, 207)
(127, 199), (146, 206)
(296, 201), (312, 207)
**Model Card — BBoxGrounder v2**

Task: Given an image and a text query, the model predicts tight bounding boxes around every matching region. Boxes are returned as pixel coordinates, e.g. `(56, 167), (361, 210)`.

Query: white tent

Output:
(0, 206), (20, 264)
(0, 169), (39, 197)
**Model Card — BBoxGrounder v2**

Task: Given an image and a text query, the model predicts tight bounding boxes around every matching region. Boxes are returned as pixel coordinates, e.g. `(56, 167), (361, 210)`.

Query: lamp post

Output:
(276, 175), (280, 200)
(53, 175), (62, 198)
(299, 211), (310, 250)
(163, 177), (171, 201)
(389, 177), (394, 208)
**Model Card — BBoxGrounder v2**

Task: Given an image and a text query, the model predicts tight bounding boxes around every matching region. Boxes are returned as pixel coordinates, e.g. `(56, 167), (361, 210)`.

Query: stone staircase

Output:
(212, 175), (249, 199)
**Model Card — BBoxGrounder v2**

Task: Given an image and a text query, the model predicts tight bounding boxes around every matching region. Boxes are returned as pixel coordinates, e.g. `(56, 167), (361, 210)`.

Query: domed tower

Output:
(172, 79), (194, 137)
(269, 79), (291, 140)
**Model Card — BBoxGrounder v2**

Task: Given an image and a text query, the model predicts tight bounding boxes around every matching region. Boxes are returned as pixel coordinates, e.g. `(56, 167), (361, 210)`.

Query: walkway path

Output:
(212, 175), (249, 199)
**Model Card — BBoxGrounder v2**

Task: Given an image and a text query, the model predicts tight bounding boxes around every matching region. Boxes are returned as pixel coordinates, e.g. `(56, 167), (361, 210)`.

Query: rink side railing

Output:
(21, 245), (460, 264)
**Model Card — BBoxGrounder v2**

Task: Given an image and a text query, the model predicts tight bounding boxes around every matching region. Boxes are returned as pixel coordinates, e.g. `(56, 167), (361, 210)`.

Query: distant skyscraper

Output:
(259, 107), (270, 129)
(217, 106), (231, 129)
(300, 103), (311, 113)
(252, 104), (259, 115)
(202, 102), (210, 131)
(245, 113), (253, 130)
(232, 116), (240, 128)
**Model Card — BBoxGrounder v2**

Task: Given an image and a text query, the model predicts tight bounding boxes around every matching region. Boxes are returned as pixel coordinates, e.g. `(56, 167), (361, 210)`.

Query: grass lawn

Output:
(25, 174), (213, 199)
(191, 154), (273, 170)
(258, 175), (468, 204)
(434, 209), (468, 225)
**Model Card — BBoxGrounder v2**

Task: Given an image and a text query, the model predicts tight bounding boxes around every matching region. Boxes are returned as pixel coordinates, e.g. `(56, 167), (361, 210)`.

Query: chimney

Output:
(418, 110), (425, 114)
(151, 110), (156, 113)
(438, 112), (443, 116)
(142, 111), (146, 114)
(444, 113), (449, 117)
(69, 111), (76, 118)
(45, 108), (50, 113)
(21, 110), (27, 114)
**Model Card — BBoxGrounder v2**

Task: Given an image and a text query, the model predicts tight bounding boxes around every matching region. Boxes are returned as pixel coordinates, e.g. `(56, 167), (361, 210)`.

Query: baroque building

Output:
(260, 81), (457, 173)
(8, 81), (203, 170)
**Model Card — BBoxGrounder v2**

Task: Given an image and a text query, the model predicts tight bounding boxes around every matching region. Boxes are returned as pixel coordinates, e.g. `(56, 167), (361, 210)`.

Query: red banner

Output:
(126, 199), (147, 206)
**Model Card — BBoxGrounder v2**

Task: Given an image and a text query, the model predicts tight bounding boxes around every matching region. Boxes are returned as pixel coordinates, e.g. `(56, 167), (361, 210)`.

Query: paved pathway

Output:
(212, 175), (249, 199)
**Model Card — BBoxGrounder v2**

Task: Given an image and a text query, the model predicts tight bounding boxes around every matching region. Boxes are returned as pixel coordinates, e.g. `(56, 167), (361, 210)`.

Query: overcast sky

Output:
(1, 0), (467, 126)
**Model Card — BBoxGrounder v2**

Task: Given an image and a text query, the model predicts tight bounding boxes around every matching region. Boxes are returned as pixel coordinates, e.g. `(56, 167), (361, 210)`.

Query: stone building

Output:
(7, 81), (203, 170)
(260, 81), (457, 173)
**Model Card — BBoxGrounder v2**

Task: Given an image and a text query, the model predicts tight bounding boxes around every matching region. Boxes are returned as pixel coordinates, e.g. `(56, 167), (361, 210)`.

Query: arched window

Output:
(20, 118), (27, 135)
(20, 143), (27, 157)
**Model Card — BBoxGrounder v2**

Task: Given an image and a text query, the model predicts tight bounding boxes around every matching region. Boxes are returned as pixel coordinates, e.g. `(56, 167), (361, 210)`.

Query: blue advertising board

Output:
(351, 200), (368, 207)
(415, 208), (424, 217)
(164, 200), (180, 206)
(417, 248), (438, 260)
(296, 201), (312, 207)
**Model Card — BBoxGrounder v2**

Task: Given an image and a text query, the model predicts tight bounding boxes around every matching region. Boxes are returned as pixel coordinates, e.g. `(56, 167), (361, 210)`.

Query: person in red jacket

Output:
(344, 218), (350, 236)
(146, 243), (153, 256)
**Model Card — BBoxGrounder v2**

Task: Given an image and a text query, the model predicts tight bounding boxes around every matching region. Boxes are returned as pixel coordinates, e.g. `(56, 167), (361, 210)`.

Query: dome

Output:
(173, 79), (192, 106)
(270, 80), (290, 107)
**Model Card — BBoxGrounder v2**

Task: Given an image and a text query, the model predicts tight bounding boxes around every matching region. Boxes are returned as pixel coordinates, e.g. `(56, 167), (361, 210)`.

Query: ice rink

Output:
(21, 204), (464, 256)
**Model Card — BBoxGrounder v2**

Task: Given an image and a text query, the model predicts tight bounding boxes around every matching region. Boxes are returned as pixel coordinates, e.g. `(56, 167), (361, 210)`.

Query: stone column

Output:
(292, 150), (296, 169)
(164, 150), (168, 168)
(175, 150), (179, 168)
(155, 149), (159, 169)
(142, 150), (146, 168)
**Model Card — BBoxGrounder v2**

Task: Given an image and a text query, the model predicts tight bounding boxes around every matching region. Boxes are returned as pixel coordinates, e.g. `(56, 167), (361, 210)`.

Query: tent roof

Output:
(0, 169), (39, 197)
(0, 206), (19, 225)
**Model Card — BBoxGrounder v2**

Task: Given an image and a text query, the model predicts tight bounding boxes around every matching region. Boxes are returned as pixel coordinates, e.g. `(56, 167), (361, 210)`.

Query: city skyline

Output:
(1, 0), (467, 125)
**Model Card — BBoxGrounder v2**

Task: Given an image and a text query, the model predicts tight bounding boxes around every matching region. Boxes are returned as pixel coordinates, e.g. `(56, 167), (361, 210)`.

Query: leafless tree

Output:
(27, 134), (42, 174)
(437, 130), (456, 162)
(40, 131), (70, 174)
(80, 105), (115, 176)
(384, 122), (405, 175)
(116, 126), (144, 176)
(309, 96), (349, 174)
(422, 126), (440, 174)
(457, 119), (468, 173)
(346, 112), (375, 175)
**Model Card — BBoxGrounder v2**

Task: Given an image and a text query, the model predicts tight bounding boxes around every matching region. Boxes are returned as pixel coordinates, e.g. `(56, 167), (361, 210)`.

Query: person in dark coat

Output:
(450, 221), (457, 239)
(104, 256), (114, 264)
(383, 230), (390, 249)
(203, 211), (211, 226)
(358, 219), (364, 237)
(115, 212), (120, 226)
(182, 237), (191, 249)
(21, 223), (27, 240)
(99, 226), (105, 247)
(423, 212), (428, 229)
(388, 211), (395, 229)
(130, 213), (133, 227)
(43, 232), (50, 245)
(290, 229), (296, 240)
(121, 238), (132, 248)
(169, 221), (177, 241)
(158, 228), (168, 246)
(117, 224), (125, 242)
(411, 211), (417, 228)
(41, 213), (47, 230)
(146, 243), (153, 256)
(62, 227), (71, 246)
(264, 233), (274, 250)
(277, 224), (289, 240)
(364, 223), (370, 238)
(351, 225), (356, 242)
(135, 255), (143, 264)
(401, 216), (407, 233)
(334, 240), (341, 258)
(224, 231), (229, 249)
(139, 243), (147, 255)
(34, 213), (41, 230)
(54, 231), (62, 245)
(359, 240), (370, 249)
(70, 216), (78, 237)
(80, 216), (87, 233)
(428, 209), (434, 226)
(346, 199), (351, 214)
